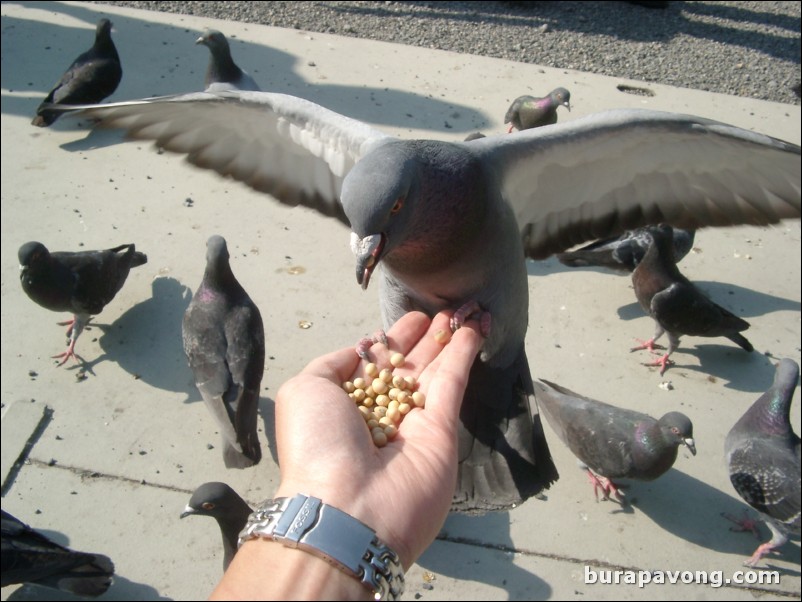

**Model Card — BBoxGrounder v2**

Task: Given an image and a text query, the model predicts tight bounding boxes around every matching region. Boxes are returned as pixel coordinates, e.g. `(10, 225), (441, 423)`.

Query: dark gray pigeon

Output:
(183, 235), (265, 469)
(51, 92), (800, 513)
(196, 28), (261, 92)
(1, 510), (114, 596)
(631, 223), (753, 374)
(32, 18), (122, 127)
(504, 87), (571, 132)
(180, 482), (253, 570)
(18, 241), (147, 365)
(557, 227), (696, 273)
(725, 358), (801, 566)
(534, 379), (696, 501)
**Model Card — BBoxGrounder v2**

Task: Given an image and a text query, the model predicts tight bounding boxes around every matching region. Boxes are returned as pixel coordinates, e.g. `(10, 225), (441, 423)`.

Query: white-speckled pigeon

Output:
(631, 224), (753, 374)
(180, 482), (253, 570)
(183, 235), (264, 469)
(18, 241), (147, 365)
(196, 29), (261, 92)
(32, 19), (121, 127)
(504, 87), (571, 132)
(1, 510), (114, 596)
(557, 227), (695, 273)
(725, 358), (801, 566)
(47, 92), (800, 513)
(534, 378), (696, 501)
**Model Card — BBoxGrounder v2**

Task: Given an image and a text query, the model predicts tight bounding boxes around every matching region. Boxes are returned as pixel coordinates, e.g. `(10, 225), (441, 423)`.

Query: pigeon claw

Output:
(586, 470), (625, 503)
(53, 340), (80, 367)
(630, 337), (664, 354)
(355, 329), (388, 361)
(450, 301), (491, 337)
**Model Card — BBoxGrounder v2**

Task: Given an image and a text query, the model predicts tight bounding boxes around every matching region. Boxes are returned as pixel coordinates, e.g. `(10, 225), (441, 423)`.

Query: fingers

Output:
(419, 322), (484, 423)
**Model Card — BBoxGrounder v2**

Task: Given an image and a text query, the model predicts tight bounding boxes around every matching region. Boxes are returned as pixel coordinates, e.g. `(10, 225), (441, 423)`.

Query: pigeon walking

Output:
(534, 379), (695, 501)
(32, 18), (122, 127)
(18, 241), (147, 365)
(1, 510), (114, 597)
(557, 227), (695, 273)
(48, 92), (800, 513)
(631, 224), (753, 374)
(725, 358), (801, 566)
(504, 87), (571, 132)
(196, 29), (261, 92)
(180, 482), (253, 570)
(183, 235), (264, 469)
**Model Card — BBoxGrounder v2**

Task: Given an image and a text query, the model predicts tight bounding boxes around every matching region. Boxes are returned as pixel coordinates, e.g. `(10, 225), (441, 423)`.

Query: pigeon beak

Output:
(180, 505), (197, 519)
(195, 35), (205, 45)
(683, 437), (697, 456)
(564, 101), (572, 112)
(351, 232), (385, 290)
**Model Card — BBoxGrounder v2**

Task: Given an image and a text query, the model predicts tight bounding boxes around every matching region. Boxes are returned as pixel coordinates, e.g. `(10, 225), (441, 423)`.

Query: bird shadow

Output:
(630, 468), (802, 562)
(4, 575), (171, 601)
(418, 510), (552, 599)
(94, 276), (197, 398)
(2, 2), (492, 136)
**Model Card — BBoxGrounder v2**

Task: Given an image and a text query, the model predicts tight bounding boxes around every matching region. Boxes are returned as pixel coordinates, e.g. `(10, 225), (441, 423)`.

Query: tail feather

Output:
(452, 351), (558, 514)
(727, 332), (754, 352)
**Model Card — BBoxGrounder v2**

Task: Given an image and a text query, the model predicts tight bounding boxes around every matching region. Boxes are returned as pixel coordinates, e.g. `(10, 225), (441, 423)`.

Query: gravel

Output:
(98, 1), (800, 105)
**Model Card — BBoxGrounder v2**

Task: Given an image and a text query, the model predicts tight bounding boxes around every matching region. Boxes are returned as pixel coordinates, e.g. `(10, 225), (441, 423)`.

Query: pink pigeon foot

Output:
(52, 338), (80, 367)
(630, 337), (665, 354)
(355, 329), (388, 360)
(450, 301), (491, 337)
(586, 470), (625, 502)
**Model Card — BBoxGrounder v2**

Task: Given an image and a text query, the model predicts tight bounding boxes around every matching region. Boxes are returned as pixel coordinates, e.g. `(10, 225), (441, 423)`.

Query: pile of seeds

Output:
(343, 352), (426, 447)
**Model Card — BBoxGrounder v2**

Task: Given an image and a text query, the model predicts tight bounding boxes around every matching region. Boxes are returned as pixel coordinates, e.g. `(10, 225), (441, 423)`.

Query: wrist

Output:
(211, 536), (370, 600)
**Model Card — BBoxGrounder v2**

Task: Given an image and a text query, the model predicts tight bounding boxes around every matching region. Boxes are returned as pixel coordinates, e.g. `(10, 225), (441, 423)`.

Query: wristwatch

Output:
(238, 493), (405, 601)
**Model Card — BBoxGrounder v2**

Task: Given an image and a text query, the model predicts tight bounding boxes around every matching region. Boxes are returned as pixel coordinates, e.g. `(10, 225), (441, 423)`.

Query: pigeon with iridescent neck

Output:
(504, 87), (571, 132)
(725, 358), (800, 566)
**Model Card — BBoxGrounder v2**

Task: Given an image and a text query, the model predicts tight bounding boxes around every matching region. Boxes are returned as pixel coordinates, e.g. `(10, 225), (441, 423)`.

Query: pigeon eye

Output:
(391, 198), (404, 214)
(202, 502), (215, 510)
(671, 427), (680, 435)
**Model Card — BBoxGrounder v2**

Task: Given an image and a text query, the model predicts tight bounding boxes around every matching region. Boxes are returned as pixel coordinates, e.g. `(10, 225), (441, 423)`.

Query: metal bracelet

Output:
(238, 494), (405, 601)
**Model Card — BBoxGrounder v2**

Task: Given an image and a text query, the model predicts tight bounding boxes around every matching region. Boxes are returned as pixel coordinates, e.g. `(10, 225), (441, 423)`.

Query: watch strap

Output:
(238, 494), (404, 600)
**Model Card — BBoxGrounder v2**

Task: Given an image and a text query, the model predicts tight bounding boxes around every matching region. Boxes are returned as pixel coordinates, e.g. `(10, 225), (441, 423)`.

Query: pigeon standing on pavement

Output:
(18, 241), (147, 365)
(557, 227), (696, 273)
(180, 482), (253, 570)
(196, 29), (261, 92)
(504, 87), (571, 132)
(49, 92), (801, 513)
(725, 358), (801, 566)
(1, 510), (114, 597)
(630, 223), (753, 374)
(183, 235), (265, 469)
(534, 379), (696, 501)
(32, 18), (122, 127)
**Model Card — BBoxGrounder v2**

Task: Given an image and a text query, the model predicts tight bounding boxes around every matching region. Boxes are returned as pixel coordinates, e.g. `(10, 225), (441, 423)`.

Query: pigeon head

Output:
(196, 29), (231, 56)
(202, 235), (236, 286)
(18, 241), (49, 270)
(342, 141), (420, 290)
(96, 18), (113, 41)
(658, 411), (696, 455)
(549, 87), (572, 112)
(180, 482), (246, 519)
(343, 140), (487, 290)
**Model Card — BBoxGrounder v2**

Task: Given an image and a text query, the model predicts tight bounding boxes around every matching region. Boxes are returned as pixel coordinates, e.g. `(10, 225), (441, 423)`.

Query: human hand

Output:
(273, 310), (484, 569)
